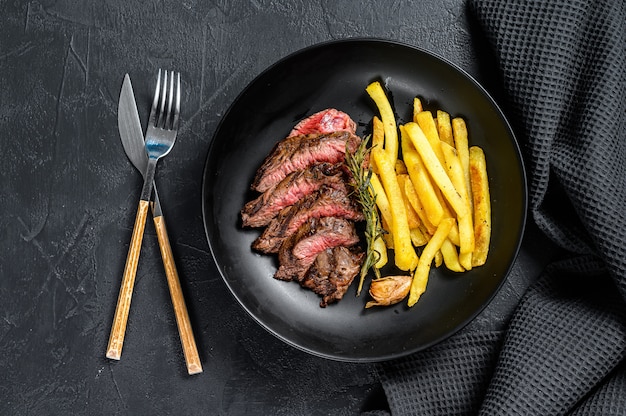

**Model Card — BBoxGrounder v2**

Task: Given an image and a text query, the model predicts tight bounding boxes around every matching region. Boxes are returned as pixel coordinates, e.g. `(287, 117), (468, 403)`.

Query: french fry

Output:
(434, 250), (443, 268)
(366, 81), (398, 164)
(408, 217), (455, 306)
(396, 174), (421, 229)
(369, 116), (385, 175)
(400, 127), (444, 227)
(415, 111), (446, 166)
(395, 160), (408, 175)
(440, 238), (464, 272)
(372, 116), (385, 153)
(369, 170), (395, 258)
(402, 174), (437, 235)
(433, 191), (461, 247)
(441, 142), (474, 270)
(403, 122), (468, 219)
(380, 216), (394, 249)
(437, 110), (454, 147)
(410, 228), (429, 247)
(469, 146), (491, 267)
(372, 148), (419, 271)
(373, 233), (388, 269)
(452, 117), (472, 213)
(369, 171), (392, 233)
(413, 97), (423, 118)
(418, 224), (432, 241)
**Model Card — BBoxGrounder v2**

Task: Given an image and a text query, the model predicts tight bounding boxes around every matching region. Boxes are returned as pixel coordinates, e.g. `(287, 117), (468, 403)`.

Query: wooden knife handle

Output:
(106, 199), (150, 360)
(153, 215), (203, 375)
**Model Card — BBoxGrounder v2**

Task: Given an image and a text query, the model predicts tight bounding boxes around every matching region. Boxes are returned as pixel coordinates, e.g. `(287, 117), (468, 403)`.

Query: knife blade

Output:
(118, 74), (164, 216)
(116, 74), (203, 375)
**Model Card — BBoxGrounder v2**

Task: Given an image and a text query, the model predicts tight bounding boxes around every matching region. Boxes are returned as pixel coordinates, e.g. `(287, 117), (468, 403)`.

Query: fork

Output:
(107, 69), (181, 361)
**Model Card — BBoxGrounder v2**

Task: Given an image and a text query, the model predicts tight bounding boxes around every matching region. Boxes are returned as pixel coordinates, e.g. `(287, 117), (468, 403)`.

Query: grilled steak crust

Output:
(241, 163), (347, 228)
(288, 108), (357, 138)
(251, 131), (361, 193)
(252, 185), (364, 254)
(274, 217), (359, 282)
(302, 246), (364, 307)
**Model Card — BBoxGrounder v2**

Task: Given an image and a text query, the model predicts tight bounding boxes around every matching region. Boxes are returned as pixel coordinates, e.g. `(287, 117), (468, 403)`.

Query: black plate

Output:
(202, 39), (526, 362)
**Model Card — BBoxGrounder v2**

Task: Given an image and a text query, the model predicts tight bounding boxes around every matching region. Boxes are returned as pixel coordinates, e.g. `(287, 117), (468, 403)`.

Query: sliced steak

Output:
(274, 217), (359, 282)
(251, 131), (361, 193)
(252, 185), (363, 253)
(241, 163), (347, 228)
(288, 108), (357, 137)
(302, 246), (364, 307)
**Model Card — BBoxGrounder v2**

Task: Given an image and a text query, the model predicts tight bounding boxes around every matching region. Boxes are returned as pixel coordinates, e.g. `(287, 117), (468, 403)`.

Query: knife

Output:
(115, 74), (202, 375)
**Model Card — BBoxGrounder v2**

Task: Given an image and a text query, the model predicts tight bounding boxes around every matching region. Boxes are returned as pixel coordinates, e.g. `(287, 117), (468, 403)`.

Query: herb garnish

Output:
(346, 135), (384, 296)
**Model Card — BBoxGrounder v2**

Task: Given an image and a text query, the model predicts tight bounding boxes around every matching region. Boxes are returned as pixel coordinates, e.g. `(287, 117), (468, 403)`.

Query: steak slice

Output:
(274, 217), (359, 282)
(241, 163), (347, 228)
(251, 131), (361, 193)
(252, 185), (364, 254)
(301, 246), (364, 307)
(288, 108), (357, 137)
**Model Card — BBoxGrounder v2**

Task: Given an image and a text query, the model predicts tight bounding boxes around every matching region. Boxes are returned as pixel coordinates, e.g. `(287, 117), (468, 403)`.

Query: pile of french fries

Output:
(365, 81), (491, 307)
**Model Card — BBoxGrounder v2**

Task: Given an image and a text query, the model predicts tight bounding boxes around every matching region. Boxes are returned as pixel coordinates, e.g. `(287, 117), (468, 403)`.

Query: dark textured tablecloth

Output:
(373, 0), (626, 414)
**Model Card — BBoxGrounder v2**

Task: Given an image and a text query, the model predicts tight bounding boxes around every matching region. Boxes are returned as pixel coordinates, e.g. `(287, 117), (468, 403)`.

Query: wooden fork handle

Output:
(153, 215), (203, 375)
(106, 199), (150, 360)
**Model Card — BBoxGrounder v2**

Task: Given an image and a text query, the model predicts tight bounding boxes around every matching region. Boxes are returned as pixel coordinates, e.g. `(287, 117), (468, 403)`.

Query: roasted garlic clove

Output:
(365, 275), (412, 308)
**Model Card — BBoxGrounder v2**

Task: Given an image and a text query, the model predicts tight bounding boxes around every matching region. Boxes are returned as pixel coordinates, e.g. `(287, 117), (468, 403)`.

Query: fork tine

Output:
(172, 72), (181, 131)
(166, 70), (175, 129)
(149, 68), (162, 127)
(157, 70), (168, 128)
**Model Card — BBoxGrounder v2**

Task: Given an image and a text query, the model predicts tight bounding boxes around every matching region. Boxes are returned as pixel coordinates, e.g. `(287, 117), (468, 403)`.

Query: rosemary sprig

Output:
(345, 135), (384, 296)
